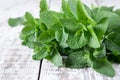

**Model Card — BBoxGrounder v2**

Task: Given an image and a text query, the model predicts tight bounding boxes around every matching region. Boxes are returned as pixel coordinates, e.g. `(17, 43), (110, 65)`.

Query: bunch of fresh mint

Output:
(8, 0), (120, 77)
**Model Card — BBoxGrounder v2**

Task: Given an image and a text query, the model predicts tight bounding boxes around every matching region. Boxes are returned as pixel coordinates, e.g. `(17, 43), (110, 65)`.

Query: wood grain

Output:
(0, 0), (40, 80)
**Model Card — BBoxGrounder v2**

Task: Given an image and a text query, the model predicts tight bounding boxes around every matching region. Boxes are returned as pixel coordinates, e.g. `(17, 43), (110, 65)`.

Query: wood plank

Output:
(0, 0), (41, 80)
(40, 0), (120, 80)
(40, 60), (120, 80)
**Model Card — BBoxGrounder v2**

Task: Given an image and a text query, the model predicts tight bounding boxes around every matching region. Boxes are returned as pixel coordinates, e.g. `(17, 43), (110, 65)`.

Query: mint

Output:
(8, 0), (120, 77)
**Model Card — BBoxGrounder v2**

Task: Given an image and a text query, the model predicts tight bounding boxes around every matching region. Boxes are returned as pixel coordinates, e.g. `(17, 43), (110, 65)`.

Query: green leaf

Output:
(62, 0), (74, 19)
(38, 29), (55, 43)
(94, 17), (109, 41)
(93, 58), (115, 77)
(20, 26), (35, 40)
(8, 17), (25, 27)
(105, 30), (120, 54)
(77, 0), (96, 25)
(107, 14), (120, 34)
(40, 0), (48, 12)
(86, 55), (115, 77)
(87, 25), (100, 48)
(65, 51), (87, 68)
(55, 29), (68, 48)
(40, 11), (63, 29)
(47, 48), (63, 67)
(93, 45), (106, 58)
(32, 46), (49, 60)
(67, 31), (87, 49)
(60, 19), (81, 31)
(68, 0), (78, 19)
(25, 12), (35, 25)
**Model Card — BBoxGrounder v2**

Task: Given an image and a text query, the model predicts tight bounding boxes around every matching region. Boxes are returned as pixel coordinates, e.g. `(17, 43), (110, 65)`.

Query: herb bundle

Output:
(8, 0), (120, 77)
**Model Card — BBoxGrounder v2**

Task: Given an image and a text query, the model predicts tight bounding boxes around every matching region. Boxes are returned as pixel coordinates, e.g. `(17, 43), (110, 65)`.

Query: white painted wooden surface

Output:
(40, 0), (120, 80)
(0, 0), (40, 80)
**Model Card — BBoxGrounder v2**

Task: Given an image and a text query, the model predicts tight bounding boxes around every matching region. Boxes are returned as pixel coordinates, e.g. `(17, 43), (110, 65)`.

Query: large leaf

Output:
(86, 55), (115, 77)
(65, 51), (87, 68)
(93, 58), (115, 77)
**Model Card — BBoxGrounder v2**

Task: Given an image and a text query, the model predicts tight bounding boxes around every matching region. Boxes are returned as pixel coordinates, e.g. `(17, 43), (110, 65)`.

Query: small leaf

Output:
(8, 17), (25, 27)
(77, 0), (96, 26)
(32, 46), (49, 60)
(38, 29), (55, 43)
(62, 0), (74, 19)
(93, 45), (106, 58)
(68, 0), (78, 19)
(94, 17), (109, 41)
(40, 0), (48, 12)
(47, 48), (63, 67)
(25, 12), (35, 25)
(55, 29), (68, 48)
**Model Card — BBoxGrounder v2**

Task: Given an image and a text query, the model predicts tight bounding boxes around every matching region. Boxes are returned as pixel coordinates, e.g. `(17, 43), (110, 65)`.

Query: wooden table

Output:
(0, 0), (120, 80)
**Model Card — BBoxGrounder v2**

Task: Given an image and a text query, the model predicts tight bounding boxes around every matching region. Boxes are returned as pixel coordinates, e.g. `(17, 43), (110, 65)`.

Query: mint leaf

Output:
(33, 46), (49, 60)
(94, 18), (109, 41)
(93, 58), (115, 77)
(40, 11), (63, 29)
(47, 48), (63, 67)
(93, 45), (106, 58)
(67, 31), (87, 49)
(62, 0), (74, 19)
(55, 28), (68, 48)
(40, 0), (48, 12)
(87, 25), (100, 48)
(105, 29), (120, 54)
(77, 0), (96, 26)
(65, 51), (87, 68)
(68, 0), (78, 19)
(8, 17), (25, 27)
(86, 55), (115, 77)
(60, 19), (81, 31)
(25, 12), (35, 25)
